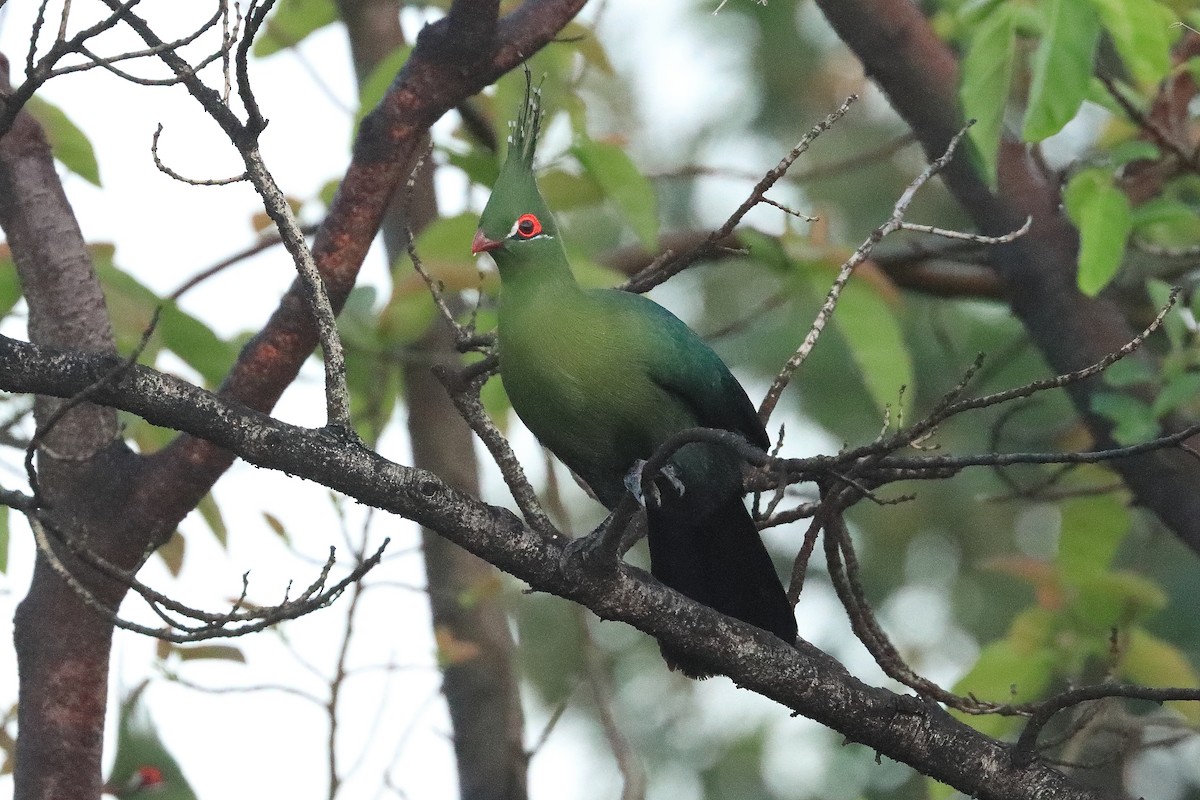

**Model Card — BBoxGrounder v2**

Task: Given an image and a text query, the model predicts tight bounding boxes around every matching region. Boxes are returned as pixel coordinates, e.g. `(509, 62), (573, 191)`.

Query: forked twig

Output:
(622, 95), (859, 294)
(758, 122), (1030, 424)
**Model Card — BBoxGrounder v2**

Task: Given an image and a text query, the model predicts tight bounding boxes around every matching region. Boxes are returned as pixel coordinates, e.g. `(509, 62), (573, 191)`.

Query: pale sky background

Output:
(0, 2), (976, 799)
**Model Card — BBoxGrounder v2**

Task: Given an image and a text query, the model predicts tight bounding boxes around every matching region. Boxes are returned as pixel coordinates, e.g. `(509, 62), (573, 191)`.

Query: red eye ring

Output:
(515, 213), (542, 239)
(130, 766), (165, 790)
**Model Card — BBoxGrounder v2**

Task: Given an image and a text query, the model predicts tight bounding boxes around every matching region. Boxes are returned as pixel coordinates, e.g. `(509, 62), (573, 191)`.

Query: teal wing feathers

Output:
(604, 290), (769, 451)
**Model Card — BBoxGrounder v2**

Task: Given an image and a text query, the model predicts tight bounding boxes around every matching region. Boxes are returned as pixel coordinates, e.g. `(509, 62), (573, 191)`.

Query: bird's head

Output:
(472, 71), (561, 265)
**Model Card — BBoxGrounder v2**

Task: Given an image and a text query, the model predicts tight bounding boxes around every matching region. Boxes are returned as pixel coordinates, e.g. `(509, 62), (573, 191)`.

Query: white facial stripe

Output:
(506, 218), (553, 241)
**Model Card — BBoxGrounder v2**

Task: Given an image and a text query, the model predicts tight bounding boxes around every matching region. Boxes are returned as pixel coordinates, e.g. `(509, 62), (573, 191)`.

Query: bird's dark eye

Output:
(515, 213), (542, 239)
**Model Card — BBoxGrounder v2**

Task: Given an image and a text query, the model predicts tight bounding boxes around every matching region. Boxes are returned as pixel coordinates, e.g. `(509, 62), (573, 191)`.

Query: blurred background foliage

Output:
(3, 0), (1200, 798)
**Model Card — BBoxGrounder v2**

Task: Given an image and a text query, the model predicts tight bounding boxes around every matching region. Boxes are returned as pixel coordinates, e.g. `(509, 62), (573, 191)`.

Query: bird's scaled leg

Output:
(560, 494), (642, 573)
(623, 459), (685, 509)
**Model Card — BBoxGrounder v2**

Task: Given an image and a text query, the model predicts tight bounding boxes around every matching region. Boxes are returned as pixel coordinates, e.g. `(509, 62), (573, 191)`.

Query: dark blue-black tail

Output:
(646, 493), (797, 678)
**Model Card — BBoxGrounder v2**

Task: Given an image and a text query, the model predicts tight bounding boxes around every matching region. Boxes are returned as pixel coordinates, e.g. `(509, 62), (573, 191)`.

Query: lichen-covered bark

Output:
(0, 337), (1124, 800)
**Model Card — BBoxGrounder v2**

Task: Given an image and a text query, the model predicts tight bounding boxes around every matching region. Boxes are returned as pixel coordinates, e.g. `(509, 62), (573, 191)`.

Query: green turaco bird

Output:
(472, 78), (798, 677)
(103, 682), (196, 800)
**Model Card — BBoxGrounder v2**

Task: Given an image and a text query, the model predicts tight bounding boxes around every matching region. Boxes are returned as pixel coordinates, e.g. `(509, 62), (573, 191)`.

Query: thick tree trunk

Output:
(2, 2), (583, 795)
(0, 56), (160, 800)
(814, 0), (1200, 551)
(339, 4), (528, 796)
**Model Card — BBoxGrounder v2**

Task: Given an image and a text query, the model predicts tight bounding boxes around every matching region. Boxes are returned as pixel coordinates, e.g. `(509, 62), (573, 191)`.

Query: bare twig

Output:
(151, 123), (246, 186)
(622, 95), (859, 294)
(93, 0), (354, 432)
(1013, 683), (1200, 766)
(1099, 73), (1200, 174)
(26, 510), (388, 642)
(758, 123), (1028, 424)
(168, 222), (322, 301)
(433, 363), (560, 542)
(1, 1), (232, 134)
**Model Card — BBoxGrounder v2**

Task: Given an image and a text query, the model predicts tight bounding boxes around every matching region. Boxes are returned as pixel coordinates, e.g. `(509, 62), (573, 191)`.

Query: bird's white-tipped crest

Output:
(506, 67), (543, 169)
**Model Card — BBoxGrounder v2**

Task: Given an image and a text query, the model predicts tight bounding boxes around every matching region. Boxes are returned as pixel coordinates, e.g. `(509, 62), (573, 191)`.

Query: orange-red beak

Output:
(471, 230), (503, 256)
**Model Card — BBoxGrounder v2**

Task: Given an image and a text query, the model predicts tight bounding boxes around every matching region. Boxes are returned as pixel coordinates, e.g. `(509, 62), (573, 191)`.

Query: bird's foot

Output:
(560, 529), (601, 570)
(560, 496), (643, 575)
(560, 513), (622, 574)
(623, 460), (685, 509)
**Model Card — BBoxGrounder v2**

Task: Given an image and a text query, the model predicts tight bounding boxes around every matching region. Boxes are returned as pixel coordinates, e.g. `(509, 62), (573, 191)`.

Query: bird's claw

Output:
(623, 460), (649, 505)
(560, 515), (622, 574)
(624, 460), (685, 509)
(560, 532), (599, 570)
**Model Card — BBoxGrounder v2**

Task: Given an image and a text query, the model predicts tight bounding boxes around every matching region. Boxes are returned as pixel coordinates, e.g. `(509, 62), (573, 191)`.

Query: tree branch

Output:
(0, 334), (1127, 800)
(814, 0), (1200, 553)
(140, 0), (588, 536)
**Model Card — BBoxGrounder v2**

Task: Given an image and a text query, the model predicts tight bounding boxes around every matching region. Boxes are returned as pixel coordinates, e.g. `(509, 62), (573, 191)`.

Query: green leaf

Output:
(952, 609), (1064, 741)
(571, 136), (659, 250)
(1062, 168), (1131, 295)
(926, 777), (956, 800)
(960, 5), (1016, 185)
(538, 169), (605, 211)
(263, 512), (290, 542)
(1058, 492), (1128, 582)
(157, 532), (185, 576)
(379, 286), (437, 347)
(562, 247), (624, 289)
(1102, 357), (1156, 387)
(409, 212), (480, 263)
(1148, 279), (1186, 348)
(952, 637), (1056, 737)
(1023, 0), (1100, 141)
(1130, 196), (1196, 230)
(1191, 291), (1200, 328)
(1120, 627), (1200, 722)
(1151, 371), (1200, 418)
(1110, 140), (1160, 166)
(444, 147), (500, 189)
(24, 96), (100, 186)
(344, 341), (399, 445)
(561, 21), (614, 75)
(196, 493), (228, 547)
(738, 228), (793, 273)
(1090, 392), (1158, 444)
(1072, 571), (1167, 630)
(173, 644), (246, 663)
(318, 178), (340, 208)
(0, 254), (20, 321)
(95, 260), (235, 385)
(1083, 75), (1126, 115)
(158, 304), (235, 386)
(1008, 606), (1057, 654)
(831, 280), (913, 420)
(1087, 0), (1175, 88)
(337, 286), (381, 350)
(253, 0), (338, 56)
